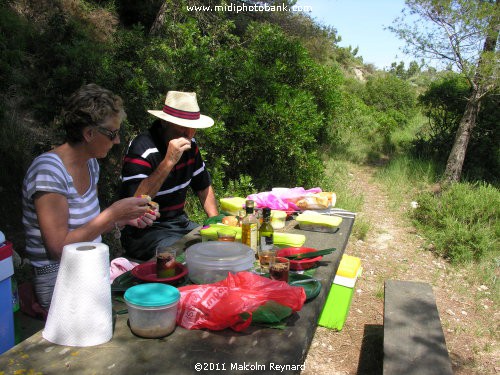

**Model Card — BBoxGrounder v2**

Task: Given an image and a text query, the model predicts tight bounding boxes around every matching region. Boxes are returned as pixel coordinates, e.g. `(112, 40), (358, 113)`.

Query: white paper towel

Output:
(43, 242), (112, 347)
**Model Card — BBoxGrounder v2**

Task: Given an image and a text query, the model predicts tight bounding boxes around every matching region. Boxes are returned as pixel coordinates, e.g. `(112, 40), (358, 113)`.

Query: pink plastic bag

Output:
(247, 187), (322, 211)
(176, 272), (306, 331)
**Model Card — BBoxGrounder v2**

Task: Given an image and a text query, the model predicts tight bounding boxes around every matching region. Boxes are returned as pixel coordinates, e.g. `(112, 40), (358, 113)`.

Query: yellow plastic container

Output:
(318, 254), (362, 330)
(220, 197), (246, 216)
(336, 255), (361, 278)
(199, 225), (305, 249)
(296, 212), (342, 233)
(273, 232), (306, 248)
(200, 224), (242, 242)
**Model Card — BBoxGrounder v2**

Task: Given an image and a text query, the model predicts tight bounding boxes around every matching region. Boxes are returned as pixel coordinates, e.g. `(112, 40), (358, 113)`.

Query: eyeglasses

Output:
(95, 125), (120, 141)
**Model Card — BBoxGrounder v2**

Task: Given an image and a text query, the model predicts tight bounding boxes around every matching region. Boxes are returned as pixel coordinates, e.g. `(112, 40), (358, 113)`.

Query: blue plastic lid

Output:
(124, 283), (180, 307)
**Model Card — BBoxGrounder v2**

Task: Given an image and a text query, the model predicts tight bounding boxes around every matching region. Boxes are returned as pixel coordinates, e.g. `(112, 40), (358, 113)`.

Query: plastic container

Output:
(124, 283), (180, 338)
(270, 210), (286, 229)
(185, 242), (254, 284)
(220, 197), (246, 216)
(318, 254), (362, 330)
(273, 232), (306, 248)
(0, 240), (15, 354)
(296, 212), (342, 233)
(200, 224), (242, 242)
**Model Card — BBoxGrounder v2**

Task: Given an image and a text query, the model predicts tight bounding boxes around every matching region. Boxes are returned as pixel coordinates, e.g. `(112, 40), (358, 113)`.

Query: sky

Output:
(293, 0), (413, 70)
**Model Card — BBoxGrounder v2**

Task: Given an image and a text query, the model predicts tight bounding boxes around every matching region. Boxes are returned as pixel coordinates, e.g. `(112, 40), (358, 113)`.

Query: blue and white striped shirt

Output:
(22, 153), (102, 267)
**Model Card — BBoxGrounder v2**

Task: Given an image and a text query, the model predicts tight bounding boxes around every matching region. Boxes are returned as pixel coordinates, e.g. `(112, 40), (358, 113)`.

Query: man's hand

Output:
(166, 137), (191, 165)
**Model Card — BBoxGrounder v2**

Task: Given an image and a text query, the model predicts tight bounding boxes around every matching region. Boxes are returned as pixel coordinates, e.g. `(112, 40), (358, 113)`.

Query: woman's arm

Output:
(34, 192), (153, 260)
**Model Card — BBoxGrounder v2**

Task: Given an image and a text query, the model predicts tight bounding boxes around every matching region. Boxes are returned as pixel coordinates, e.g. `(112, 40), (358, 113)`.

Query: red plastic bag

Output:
(176, 271), (306, 331)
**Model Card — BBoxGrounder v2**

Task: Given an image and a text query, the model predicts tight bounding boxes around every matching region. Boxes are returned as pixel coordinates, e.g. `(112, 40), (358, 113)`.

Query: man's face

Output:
(163, 121), (196, 142)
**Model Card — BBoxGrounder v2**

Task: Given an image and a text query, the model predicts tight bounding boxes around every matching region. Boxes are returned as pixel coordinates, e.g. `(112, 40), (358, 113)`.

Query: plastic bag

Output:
(176, 272), (306, 332)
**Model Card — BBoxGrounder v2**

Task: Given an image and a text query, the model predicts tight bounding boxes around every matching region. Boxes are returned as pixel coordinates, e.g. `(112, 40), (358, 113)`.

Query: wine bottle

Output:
(259, 207), (274, 251)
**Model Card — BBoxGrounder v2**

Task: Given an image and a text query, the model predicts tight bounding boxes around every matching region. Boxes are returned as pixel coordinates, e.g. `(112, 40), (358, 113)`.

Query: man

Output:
(120, 91), (219, 260)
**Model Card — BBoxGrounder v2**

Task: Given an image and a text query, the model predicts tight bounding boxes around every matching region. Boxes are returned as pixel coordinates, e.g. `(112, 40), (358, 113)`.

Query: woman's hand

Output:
(110, 196), (151, 223)
(127, 210), (160, 228)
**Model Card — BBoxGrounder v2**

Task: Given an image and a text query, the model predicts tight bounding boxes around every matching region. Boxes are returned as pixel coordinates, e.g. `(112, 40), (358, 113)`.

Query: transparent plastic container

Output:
(185, 242), (254, 284)
(124, 283), (180, 338)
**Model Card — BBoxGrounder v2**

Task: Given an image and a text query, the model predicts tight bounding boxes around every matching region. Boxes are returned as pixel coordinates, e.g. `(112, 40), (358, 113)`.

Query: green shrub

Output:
(412, 182), (500, 263)
(362, 74), (417, 128)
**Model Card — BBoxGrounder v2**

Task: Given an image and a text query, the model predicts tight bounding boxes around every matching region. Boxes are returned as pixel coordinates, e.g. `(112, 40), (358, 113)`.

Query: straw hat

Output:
(147, 91), (214, 128)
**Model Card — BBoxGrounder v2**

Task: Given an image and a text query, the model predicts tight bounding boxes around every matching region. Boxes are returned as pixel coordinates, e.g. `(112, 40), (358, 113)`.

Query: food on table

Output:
(221, 215), (239, 226)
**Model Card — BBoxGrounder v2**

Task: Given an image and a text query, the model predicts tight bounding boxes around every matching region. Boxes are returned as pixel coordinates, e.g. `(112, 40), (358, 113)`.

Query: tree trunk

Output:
(442, 0), (499, 185)
(149, 1), (168, 36)
(442, 91), (481, 184)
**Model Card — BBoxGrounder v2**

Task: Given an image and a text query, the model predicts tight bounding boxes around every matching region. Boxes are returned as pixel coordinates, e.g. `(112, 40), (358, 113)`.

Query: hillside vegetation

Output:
(0, 0), (498, 286)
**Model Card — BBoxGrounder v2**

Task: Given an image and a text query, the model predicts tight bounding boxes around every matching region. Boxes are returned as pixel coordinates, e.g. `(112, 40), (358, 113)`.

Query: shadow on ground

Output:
(357, 324), (383, 375)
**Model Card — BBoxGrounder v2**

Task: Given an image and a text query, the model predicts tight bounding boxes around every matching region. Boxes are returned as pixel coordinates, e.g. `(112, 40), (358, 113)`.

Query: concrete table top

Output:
(0, 217), (354, 375)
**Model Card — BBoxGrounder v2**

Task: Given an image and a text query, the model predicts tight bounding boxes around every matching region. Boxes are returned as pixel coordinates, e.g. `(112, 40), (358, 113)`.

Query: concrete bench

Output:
(383, 280), (453, 375)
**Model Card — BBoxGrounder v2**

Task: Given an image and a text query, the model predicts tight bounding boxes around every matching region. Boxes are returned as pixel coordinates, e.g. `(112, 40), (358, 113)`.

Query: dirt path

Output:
(302, 164), (499, 375)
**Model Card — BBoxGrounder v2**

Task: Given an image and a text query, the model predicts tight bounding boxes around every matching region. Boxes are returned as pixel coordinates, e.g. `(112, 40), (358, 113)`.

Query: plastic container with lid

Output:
(273, 232), (306, 248)
(318, 254), (362, 331)
(185, 242), (254, 284)
(200, 224), (242, 242)
(220, 197), (246, 216)
(296, 212), (343, 233)
(124, 283), (180, 338)
(270, 210), (287, 229)
(0, 239), (15, 354)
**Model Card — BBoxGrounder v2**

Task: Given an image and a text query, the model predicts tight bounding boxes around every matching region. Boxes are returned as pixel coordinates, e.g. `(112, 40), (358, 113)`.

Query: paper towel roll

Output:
(43, 242), (112, 347)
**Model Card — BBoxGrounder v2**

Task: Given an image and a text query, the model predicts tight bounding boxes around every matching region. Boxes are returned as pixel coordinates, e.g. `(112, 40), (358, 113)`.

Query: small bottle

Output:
(259, 207), (274, 251)
(241, 200), (259, 255)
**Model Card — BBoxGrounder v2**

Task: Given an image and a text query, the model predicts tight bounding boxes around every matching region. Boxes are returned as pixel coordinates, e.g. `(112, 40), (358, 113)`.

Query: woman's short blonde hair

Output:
(62, 83), (126, 143)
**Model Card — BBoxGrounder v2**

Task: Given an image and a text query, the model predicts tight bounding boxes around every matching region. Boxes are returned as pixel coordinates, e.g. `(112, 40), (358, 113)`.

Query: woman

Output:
(22, 83), (159, 310)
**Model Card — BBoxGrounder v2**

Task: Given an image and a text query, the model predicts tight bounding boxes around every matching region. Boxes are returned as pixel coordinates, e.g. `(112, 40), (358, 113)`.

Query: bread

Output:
(222, 216), (239, 226)
(318, 192), (336, 207)
(296, 194), (329, 210)
(138, 194), (159, 212)
(148, 200), (159, 212)
(139, 194), (152, 202)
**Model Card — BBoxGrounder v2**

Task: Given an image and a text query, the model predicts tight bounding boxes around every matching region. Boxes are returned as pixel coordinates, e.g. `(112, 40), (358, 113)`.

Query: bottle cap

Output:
(262, 207), (271, 217)
(245, 200), (255, 208)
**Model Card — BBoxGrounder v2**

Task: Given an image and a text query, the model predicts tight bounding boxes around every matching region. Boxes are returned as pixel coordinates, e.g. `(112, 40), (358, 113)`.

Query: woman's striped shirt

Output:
(22, 153), (102, 267)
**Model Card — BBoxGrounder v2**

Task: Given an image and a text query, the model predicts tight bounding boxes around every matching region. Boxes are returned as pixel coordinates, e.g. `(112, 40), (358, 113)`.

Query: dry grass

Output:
(302, 164), (499, 375)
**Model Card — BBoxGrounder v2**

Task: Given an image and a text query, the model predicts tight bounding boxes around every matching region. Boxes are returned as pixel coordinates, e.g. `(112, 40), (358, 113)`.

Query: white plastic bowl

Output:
(185, 242), (255, 284)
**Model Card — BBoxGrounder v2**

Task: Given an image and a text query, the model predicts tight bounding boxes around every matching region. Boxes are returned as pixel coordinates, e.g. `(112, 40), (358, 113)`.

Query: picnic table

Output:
(0, 217), (354, 375)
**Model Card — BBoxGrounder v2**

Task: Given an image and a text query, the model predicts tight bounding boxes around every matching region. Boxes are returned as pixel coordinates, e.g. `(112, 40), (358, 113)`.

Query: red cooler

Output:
(0, 241), (15, 354)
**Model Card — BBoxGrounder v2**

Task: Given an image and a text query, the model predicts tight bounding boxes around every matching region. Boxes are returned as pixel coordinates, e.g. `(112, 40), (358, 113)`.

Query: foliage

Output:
(411, 182), (500, 263)
(363, 74), (417, 129)
(328, 73), (419, 162)
(390, 0), (500, 184)
(199, 23), (343, 189)
(416, 72), (500, 183)
(390, 0), (499, 87)
(389, 60), (422, 80)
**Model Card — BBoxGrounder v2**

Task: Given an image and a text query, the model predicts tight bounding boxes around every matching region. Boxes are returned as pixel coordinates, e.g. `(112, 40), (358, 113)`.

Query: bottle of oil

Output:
(241, 200), (259, 256)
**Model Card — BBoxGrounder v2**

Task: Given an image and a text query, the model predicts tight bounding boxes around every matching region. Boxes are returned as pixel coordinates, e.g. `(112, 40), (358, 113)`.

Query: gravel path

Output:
(302, 164), (499, 375)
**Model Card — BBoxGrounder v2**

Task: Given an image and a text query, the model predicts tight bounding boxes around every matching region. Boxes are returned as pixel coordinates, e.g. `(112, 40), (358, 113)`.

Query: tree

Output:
(390, 0), (499, 185)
